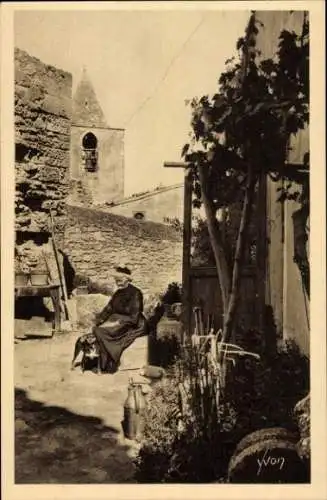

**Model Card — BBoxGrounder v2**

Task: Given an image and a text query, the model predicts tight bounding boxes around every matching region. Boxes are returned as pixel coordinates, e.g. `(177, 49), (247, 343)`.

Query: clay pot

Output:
(30, 272), (49, 286)
(15, 273), (30, 286)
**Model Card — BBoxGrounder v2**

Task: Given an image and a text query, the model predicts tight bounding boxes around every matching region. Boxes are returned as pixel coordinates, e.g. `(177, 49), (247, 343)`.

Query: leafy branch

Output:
(182, 11), (309, 342)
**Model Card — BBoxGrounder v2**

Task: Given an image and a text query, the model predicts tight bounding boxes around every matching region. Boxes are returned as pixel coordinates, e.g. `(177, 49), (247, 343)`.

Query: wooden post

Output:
(256, 172), (268, 352)
(49, 210), (70, 321)
(163, 162), (192, 342)
(182, 170), (193, 341)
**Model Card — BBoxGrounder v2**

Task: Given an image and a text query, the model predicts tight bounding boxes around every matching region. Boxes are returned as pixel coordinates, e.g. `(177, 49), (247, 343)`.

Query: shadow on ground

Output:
(15, 388), (137, 484)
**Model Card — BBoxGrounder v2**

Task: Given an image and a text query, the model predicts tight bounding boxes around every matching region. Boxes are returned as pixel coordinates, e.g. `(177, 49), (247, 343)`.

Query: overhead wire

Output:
(123, 14), (208, 128)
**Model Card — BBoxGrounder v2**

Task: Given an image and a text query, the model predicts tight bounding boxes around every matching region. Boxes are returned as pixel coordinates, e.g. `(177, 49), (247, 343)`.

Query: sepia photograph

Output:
(1, 1), (325, 496)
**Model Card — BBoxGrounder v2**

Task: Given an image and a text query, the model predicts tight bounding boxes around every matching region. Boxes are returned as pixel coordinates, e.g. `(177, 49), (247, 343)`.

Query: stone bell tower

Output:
(70, 68), (124, 205)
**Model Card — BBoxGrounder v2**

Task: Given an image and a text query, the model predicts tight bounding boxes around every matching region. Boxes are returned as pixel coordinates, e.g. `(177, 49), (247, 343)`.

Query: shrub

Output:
(134, 376), (180, 483)
(153, 332), (181, 369)
(135, 337), (248, 483)
(135, 371), (238, 483)
(151, 315), (182, 368)
(135, 338), (310, 483)
(148, 285), (183, 368)
(294, 393), (310, 461)
(230, 339), (310, 437)
(161, 282), (182, 305)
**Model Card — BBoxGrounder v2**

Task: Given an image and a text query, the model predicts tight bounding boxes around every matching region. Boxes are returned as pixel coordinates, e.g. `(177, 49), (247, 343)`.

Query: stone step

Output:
(120, 336), (148, 370)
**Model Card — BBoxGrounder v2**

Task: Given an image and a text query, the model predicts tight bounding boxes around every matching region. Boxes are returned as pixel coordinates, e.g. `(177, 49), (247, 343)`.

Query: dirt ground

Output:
(15, 329), (150, 484)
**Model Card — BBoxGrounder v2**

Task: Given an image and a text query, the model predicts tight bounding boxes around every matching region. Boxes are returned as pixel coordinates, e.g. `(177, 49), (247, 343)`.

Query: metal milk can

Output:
(123, 379), (146, 441)
(123, 379), (138, 440)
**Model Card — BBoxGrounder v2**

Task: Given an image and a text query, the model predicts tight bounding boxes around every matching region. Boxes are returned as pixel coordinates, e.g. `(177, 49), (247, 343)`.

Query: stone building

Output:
(105, 183), (184, 224)
(14, 48), (183, 322)
(69, 68), (124, 206)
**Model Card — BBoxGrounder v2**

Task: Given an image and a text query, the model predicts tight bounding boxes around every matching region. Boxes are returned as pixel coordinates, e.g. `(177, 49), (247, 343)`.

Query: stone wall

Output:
(15, 48), (72, 233)
(63, 205), (182, 297)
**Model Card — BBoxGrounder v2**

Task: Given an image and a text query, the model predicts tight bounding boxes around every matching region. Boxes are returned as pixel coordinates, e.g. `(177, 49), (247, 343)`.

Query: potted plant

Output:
(161, 282), (182, 317)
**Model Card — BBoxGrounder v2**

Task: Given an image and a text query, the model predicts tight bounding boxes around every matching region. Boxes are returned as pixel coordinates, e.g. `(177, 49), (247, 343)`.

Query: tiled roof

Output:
(107, 183), (183, 207)
(72, 67), (108, 128)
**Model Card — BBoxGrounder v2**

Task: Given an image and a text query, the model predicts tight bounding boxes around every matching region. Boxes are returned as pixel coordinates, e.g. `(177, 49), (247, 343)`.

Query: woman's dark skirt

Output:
(92, 317), (147, 373)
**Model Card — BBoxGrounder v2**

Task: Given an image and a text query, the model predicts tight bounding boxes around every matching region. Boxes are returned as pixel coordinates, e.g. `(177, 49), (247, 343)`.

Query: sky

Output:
(14, 8), (250, 196)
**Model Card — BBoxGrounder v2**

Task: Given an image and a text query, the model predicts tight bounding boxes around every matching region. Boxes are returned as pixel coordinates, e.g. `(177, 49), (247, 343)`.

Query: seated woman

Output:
(92, 265), (147, 373)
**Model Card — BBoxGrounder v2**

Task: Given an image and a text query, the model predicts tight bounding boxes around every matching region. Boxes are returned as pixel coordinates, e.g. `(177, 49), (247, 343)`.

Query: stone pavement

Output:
(15, 330), (150, 483)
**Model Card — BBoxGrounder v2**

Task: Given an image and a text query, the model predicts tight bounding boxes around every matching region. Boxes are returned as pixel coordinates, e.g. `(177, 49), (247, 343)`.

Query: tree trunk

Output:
(222, 166), (257, 343)
(198, 164), (231, 315)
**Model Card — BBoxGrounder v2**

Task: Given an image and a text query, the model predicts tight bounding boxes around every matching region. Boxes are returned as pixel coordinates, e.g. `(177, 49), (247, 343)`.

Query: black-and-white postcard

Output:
(1, 1), (326, 499)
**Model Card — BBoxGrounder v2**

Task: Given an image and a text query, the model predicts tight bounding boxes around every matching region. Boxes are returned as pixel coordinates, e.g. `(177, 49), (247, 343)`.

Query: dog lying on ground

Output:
(71, 333), (101, 373)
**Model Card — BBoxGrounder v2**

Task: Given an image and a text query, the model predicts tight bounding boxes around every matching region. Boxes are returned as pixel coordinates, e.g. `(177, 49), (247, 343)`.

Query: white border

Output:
(1, 2), (326, 500)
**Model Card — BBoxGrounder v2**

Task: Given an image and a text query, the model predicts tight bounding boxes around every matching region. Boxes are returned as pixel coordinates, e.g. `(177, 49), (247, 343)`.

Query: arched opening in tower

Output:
(82, 132), (97, 149)
(82, 132), (98, 172)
